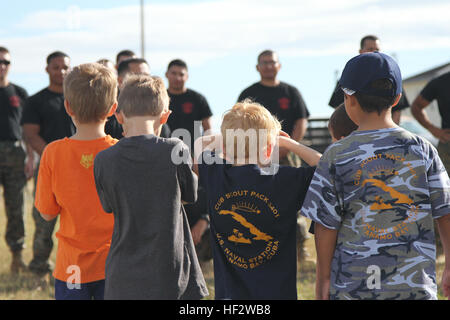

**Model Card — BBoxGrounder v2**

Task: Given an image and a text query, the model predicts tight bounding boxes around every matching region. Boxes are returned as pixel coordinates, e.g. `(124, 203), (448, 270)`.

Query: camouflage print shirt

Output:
(300, 127), (450, 300)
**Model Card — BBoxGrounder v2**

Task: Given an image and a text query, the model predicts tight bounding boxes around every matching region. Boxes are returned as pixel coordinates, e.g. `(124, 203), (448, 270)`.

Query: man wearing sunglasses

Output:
(0, 46), (34, 273)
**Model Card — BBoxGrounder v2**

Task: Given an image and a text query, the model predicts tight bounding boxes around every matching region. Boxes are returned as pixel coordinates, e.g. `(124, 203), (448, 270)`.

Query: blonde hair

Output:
(118, 75), (169, 117)
(221, 99), (281, 162)
(63, 63), (118, 123)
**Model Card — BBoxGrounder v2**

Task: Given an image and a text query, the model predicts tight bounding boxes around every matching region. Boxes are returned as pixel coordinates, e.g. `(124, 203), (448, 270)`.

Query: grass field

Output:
(0, 181), (446, 300)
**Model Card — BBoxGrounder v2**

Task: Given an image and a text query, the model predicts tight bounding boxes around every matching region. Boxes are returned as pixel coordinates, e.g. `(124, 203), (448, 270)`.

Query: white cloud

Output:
(4, 0), (450, 75)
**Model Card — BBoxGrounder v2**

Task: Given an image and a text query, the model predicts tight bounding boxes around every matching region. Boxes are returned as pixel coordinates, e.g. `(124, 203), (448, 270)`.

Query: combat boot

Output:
(10, 251), (27, 274)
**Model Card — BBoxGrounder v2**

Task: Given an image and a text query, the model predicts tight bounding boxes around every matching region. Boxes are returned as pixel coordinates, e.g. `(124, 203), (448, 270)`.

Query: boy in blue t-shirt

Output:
(301, 52), (450, 300)
(194, 99), (322, 300)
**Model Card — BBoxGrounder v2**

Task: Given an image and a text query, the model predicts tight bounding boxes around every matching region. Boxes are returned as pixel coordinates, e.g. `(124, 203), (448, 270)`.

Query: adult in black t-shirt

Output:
(410, 70), (450, 254)
(328, 35), (409, 124)
(238, 50), (310, 163)
(21, 51), (75, 276)
(0, 46), (34, 273)
(165, 59), (212, 151)
(165, 59), (213, 261)
(411, 71), (450, 171)
(238, 50), (311, 262)
(105, 58), (171, 139)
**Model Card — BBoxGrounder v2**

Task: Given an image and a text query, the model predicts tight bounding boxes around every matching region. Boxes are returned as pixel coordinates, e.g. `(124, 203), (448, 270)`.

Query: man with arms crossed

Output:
(22, 51), (75, 277)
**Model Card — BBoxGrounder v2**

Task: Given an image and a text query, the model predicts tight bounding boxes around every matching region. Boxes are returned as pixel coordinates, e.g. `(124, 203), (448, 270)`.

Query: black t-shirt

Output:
(0, 83), (28, 141)
(21, 88), (75, 144)
(238, 82), (310, 136)
(167, 89), (213, 151)
(328, 81), (410, 112)
(198, 151), (315, 300)
(421, 71), (450, 129)
(105, 116), (172, 140)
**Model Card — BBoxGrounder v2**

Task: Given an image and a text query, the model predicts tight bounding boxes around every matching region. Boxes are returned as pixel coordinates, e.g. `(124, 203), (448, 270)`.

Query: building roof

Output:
(404, 61), (450, 83)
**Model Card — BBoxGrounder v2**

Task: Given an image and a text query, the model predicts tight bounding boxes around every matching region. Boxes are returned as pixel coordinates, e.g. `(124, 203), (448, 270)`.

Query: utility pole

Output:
(140, 0), (145, 59)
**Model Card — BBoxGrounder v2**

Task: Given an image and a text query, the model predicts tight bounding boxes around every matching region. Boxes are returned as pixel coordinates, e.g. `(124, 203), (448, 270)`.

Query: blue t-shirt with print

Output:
(198, 151), (315, 300)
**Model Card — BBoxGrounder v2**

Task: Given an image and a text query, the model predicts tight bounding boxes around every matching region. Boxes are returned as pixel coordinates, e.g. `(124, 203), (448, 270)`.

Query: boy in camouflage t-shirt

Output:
(301, 52), (450, 300)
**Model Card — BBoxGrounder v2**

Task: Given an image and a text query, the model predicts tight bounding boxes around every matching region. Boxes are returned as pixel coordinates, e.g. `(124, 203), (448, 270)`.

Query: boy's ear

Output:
(107, 102), (118, 117)
(115, 110), (125, 125)
(265, 143), (273, 159)
(64, 100), (75, 117)
(391, 93), (402, 108)
(160, 109), (172, 125)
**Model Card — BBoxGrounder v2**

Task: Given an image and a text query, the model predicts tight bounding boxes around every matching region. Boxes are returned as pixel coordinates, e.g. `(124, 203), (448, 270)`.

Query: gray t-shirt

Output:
(301, 127), (450, 300)
(94, 134), (208, 300)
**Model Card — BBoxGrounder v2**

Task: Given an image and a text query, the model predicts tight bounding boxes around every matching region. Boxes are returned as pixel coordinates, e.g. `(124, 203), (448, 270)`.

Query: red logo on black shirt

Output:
(9, 96), (20, 108)
(278, 97), (290, 110)
(181, 102), (194, 114)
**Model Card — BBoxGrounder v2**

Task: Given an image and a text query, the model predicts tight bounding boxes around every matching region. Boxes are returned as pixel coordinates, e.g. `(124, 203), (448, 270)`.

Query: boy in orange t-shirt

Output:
(35, 63), (118, 300)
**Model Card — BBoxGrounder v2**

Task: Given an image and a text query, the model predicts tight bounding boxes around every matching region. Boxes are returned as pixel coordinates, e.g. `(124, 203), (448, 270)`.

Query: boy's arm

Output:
(24, 141), (35, 180)
(314, 223), (338, 300)
(35, 147), (61, 220)
(437, 214), (450, 299)
(41, 213), (58, 221)
(176, 142), (198, 204)
(278, 135), (322, 166)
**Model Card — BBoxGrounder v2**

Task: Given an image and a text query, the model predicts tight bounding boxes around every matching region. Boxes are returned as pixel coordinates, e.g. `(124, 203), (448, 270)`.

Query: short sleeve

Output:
(15, 85), (29, 101)
(34, 147), (60, 216)
(175, 142), (198, 203)
(291, 87), (310, 119)
(197, 94), (213, 119)
(425, 144), (450, 219)
(420, 77), (439, 103)
(93, 155), (112, 213)
(300, 152), (341, 229)
(238, 88), (252, 103)
(21, 96), (41, 125)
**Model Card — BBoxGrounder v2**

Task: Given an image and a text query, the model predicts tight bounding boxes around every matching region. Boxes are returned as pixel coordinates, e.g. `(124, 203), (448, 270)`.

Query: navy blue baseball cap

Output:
(338, 52), (402, 97)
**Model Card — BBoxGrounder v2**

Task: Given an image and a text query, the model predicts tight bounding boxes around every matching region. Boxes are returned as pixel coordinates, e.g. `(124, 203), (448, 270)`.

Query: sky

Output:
(2, 0), (450, 131)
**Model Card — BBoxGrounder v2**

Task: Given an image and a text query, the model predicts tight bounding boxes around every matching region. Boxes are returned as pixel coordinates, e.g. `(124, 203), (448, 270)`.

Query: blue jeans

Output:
(54, 279), (105, 300)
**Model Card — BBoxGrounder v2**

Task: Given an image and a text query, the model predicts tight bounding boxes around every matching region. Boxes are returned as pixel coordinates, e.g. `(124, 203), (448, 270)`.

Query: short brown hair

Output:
(0, 46), (10, 54)
(257, 49), (277, 64)
(63, 63), (118, 123)
(221, 99), (281, 162)
(118, 75), (169, 117)
(328, 103), (358, 139)
(360, 35), (379, 50)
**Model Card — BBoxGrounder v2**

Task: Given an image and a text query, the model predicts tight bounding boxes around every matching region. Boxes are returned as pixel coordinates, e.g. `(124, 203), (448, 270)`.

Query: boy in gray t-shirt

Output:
(301, 52), (450, 300)
(94, 75), (208, 300)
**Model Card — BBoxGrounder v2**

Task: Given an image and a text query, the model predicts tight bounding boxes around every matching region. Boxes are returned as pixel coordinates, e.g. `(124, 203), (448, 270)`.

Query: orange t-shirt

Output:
(35, 135), (117, 283)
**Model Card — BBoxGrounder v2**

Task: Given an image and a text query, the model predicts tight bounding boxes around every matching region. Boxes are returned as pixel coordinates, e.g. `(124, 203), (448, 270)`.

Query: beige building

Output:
(402, 62), (450, 126)
(398, 61), (450, 146)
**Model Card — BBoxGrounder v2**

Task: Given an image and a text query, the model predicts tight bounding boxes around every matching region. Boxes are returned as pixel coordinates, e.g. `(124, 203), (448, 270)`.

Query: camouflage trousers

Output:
(0, 141), (26, 253)
(28, 161), (57, 274)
